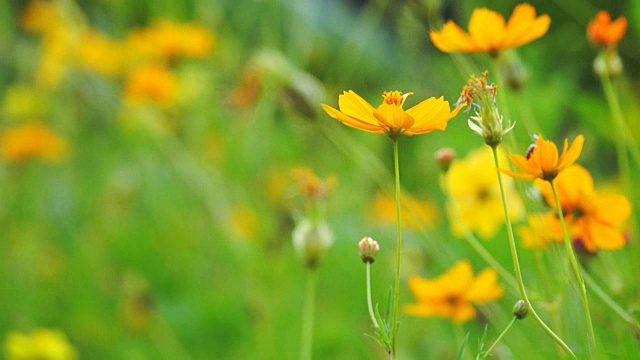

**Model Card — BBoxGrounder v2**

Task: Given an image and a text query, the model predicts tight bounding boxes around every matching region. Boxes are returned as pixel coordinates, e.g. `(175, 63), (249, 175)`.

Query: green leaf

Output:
(456, 332), (470, 360)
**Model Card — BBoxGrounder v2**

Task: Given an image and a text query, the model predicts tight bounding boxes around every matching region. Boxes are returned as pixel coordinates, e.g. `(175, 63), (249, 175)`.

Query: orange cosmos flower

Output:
(430, 3), (550, 54)
(321, 90), (461, 139)
(404, 260), (504, 323)
(587, 11), (627, 46)
(0, 122), (68, 163)
(124, 64), (178, 106)
(501, 134), (584, 181)
(535, 165), (631, 252)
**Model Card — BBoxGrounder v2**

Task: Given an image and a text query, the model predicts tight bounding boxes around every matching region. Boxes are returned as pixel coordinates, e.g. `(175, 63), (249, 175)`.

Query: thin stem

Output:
(300, 269), (317, 360)
(599, 73), (633, 200)
(550, 181), (596, 356)
(366, 263), (380, 329)
(479, 316), (517, 360)
(581, 266), (640, 331)
(390, 138), (403, 359)
(491, 147), (575, 358)
(439, 174), (518, 290)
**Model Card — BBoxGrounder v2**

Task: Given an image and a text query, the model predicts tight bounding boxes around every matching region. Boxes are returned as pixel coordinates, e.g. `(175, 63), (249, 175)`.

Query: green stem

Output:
(366, 262), (380, 329)
(390, 138), (403, 359)
(599, 73), (633, 200)
(491, 147), (575, 358)
(550, 181), (596, 356)
(581, 266), (640, 331)
(479, 316), (517, 360)
(300, 269), (317, 360)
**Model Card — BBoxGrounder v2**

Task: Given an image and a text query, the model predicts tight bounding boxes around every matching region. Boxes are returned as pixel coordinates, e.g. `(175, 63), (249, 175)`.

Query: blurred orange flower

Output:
(124, 64), (178, 106)
(430, 3), (550, 54)
(502, 134), (584, 181)
(535, 165), (631, 252)
(587, 11), (627, 46)
(78, 30), (126, 76)
(404, 260), (504, 323)
(127, 19), (216, 60)
(0, 122), (68, 163)
(322, 90), (461, 139)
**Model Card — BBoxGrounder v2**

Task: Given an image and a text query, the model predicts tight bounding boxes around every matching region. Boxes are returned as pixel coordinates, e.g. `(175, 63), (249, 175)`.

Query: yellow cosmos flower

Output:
(430, 3), (550, 54)
(369, 192), (439, 231)
(404, 260), (504, 323)
(4, 328), (77, 360)
(535, 165), (631, 252)
(0, 122), (68, 163)
(516, 213), (559, 248)
(78, 30), (126, 76)
(321, 90), (461, 139)
(501, 134), (584, 181)
(587, 11), (627, 46)
(127, 19), (216, 60)
(448, 147), (523, 239)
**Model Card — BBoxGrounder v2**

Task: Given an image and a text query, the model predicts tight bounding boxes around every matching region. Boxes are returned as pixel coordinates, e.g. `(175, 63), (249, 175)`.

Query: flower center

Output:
(382, 91), (410, 106)
(445, 294), (462, 307)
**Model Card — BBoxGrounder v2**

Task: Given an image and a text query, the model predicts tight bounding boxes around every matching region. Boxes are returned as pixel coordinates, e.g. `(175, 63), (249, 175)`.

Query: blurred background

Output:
(0, 0), (639, 358)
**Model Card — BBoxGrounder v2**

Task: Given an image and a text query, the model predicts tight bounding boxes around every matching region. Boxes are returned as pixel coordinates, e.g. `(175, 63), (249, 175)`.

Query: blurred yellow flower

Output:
(78, 30), (126, 76)
(430, 3), (550, 54)
(404, 260), (504, 323)
(502, 134), (584, 182)
(124, 64), (178, 106)
(587, 11), (627, 46)
(2, 84), (48, 120)
(322, 90), (461, 139)
(127, 19), (216, 60)
(369, 192), (439, 231)
(447, 147), (523, 239)
(4, 328), (77, 360)
(230, 205), (260, 241)
(0, 122), (68, 163)
(535, 165), (631, 252)
(516, 213), (559, 248)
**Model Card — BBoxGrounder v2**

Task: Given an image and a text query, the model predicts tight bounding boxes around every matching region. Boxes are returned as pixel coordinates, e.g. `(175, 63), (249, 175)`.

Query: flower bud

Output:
(593, 50), (623, 78)
(358, 237), (380, 264)
(292, 218), (334, 268)
(461, 71), (515, 148)
(512, 299), (528, 320)
(434, 148), (455, 173)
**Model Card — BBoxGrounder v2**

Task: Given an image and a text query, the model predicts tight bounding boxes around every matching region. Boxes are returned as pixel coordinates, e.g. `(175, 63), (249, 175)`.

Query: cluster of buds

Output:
(458, 71), (515, 148)
(289, 167), (337, 269)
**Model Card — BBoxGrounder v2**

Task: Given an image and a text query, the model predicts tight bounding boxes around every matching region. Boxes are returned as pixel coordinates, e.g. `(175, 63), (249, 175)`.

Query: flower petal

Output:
(321, 104), (385, 134)
(468, 7), (506, 51)
(466, 268), (504, 303)
(430, 21), (476, 53)
(338, 90), (379, 125)
(557, 135), (584, 170)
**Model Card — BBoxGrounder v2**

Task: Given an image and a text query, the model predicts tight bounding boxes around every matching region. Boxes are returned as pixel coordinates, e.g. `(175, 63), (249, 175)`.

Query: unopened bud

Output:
(358, 237), (380, 264)
(512, 300), (528, 320)
(434, 148), (455, 173)
(292, 218), (334, 268)
(593, 50), (623, 78)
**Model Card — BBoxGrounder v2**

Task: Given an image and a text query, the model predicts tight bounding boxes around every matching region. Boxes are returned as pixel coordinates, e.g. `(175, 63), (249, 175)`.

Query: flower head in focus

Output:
(404, 260), (504, 323)
(447, 147), (523, 239)
(501, 134), (584, 181)
(430, 3), (550, 55)
(0, 122), (68, 163)
(535, 165), (631, 252)
(322, 90), (461, 139)
(587, 11), (627, 47)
